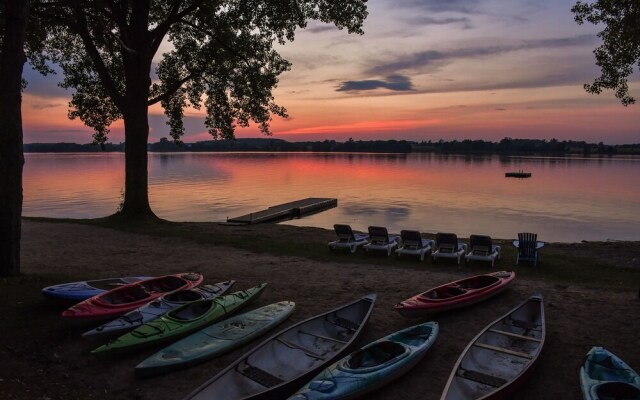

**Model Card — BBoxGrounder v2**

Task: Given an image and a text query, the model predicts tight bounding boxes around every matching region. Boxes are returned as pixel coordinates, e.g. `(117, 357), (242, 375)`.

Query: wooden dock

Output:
(226, 198), (338, 224)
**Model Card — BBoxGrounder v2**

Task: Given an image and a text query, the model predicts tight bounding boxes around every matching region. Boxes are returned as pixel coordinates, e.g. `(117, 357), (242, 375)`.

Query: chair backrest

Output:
(334, 224), (355, 241)
(400, 230), (423, 247)
(368, 226), (390, 244)
(470, 234), (492, 255)
(517, 232), (538, 257)
(436, 232), (458, 253)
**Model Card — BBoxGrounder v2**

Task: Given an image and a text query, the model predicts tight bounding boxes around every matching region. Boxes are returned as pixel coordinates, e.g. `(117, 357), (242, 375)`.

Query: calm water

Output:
(23, 152), (640, 242)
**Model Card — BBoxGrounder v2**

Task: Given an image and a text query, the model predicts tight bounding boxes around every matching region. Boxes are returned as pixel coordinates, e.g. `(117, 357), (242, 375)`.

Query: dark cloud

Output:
(407, 16), (473, 28)
(399, 0), (481, 14)
(336, 75), (415, 92)
(368, 34), (597, 75)
(305, 25), (337, 34)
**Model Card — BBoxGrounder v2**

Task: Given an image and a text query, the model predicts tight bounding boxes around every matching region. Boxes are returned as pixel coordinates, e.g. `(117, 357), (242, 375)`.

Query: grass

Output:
(23, 216), (640, 292)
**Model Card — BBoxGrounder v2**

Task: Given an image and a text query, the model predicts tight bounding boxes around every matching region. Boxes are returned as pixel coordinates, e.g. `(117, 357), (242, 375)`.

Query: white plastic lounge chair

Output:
(328, 224), (369, 254)
(432, 232), (467, 265)
(465, 234), (501, 268)
(363, 226), (400, 256)
(395, 230), (434, 261)
(513, 232), (544, 266)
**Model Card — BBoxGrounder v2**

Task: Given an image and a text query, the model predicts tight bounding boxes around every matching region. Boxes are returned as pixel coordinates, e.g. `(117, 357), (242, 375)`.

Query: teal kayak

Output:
(290, 321), (439, 400)
(91, 283), (267, 354)
(135, 301), (295, 377)
(580, 346), (640, 400)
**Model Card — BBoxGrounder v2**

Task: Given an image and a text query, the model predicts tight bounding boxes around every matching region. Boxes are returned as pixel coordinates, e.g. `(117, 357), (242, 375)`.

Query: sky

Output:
(22, 0), (640, 145)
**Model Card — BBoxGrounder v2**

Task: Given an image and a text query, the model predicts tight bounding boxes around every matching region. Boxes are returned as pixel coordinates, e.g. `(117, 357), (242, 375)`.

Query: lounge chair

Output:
(513, 232), (544, 266)
(395, 230), (434, 261)
(432, 232), (467, 265)
(328, 224), (369, 254)
(363, 226), (400, 256)
(465, 234), (501, 268)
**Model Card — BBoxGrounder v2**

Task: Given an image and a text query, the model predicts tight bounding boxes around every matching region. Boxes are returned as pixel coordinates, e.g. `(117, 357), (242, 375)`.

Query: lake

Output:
(22, 152), (640, 243)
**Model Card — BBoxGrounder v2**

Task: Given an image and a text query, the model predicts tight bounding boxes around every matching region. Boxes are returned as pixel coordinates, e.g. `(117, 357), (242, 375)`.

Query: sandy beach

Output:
(1, 219), (639, 400)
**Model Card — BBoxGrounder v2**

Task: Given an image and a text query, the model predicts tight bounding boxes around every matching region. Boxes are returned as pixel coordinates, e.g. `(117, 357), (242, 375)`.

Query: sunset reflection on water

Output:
(23, 152), (640, 242)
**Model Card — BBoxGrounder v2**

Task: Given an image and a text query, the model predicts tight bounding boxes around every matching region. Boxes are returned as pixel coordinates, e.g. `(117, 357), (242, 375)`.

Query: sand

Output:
(1, 219), (638, 400)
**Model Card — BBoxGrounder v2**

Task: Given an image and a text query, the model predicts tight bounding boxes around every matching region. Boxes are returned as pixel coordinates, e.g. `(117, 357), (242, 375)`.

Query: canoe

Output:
(580, 346), (640, 400)
(42, 276), (152, 303)
(91, 283), (267, 354)
(61, 272), (204, 325)
(289, 321), (439, 400)
(183, 293), (377, 400)
(394, 271), (515, 318)
(440, 293), (545, 400)
(82, 280), (235, 340)
(135, 301), (296, 378)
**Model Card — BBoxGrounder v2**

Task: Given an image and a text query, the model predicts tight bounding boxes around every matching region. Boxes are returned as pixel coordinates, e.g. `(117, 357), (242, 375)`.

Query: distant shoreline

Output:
(23, 137), (640, 155)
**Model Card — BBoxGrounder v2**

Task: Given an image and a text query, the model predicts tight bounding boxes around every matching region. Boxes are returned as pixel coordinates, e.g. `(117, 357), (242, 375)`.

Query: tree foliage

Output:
(572, 0), (640, 106)
(37, 1), (369, 144)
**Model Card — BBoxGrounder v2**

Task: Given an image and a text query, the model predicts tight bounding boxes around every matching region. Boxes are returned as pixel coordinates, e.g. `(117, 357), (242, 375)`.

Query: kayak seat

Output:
(170, 300), (211, 321)
(347, 341), (405, 369)
(594, 382), (640, 399)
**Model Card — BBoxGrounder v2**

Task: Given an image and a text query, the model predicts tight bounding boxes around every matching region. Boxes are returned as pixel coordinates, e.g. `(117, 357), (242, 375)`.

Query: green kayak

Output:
(135, 301), (295, 377)
(91, 283), (267, 354)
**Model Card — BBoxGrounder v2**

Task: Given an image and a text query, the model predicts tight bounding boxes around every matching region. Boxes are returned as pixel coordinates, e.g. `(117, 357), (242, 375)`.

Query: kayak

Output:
(290, 321), (439, 399)
(580, 346), (640, 400)
(135, 301), (296, 378)
(91, 283), (267, 354)
(183, 293), (377, 400)
(82, 280), (235, 340)
(61, 273), (204, 325)
(42, 276), (152, 303)
(395, 271), (515, 318)
(440, 294), (545, 400)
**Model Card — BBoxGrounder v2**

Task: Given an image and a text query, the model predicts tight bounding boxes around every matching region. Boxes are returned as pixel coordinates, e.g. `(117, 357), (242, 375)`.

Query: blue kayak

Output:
(290, 321), (439, 399)
(41, 276), (152, 302)
(580, 346), (640, 400)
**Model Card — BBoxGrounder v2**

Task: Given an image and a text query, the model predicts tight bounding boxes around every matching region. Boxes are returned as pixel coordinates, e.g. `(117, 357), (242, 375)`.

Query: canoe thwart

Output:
(275, 337), (325, 360)
(488, 328), (542, 342)
(508, 318), (541, 331)
(459, 368), (507, 388)
(472, 342), (533, 359)
(299, 329), (348, 344)
(239, 364), (285, 388)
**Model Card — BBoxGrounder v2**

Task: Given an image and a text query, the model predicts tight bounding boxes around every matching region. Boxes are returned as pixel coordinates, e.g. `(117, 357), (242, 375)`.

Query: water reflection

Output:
(23, 152), (640, 242)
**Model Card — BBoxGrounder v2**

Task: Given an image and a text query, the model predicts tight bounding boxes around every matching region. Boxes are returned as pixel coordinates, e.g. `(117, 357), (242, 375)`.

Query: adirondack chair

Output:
(515, 232), (544, 266)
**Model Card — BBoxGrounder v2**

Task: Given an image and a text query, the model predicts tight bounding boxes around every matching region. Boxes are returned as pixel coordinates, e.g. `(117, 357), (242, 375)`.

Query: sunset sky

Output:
(22, 0), (640, 145)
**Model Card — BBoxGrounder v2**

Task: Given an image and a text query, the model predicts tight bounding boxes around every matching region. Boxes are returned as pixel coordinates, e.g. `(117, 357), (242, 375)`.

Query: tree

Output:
(572, 0), (640, 106)
(0, 0), (29, 277)
(39, 1), (368, 219)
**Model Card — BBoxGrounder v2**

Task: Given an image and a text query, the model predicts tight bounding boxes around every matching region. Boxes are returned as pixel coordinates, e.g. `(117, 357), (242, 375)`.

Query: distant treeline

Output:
(24, 137), (640, 155)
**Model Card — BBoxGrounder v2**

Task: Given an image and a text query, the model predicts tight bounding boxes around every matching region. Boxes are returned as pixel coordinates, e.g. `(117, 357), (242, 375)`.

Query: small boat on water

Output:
(92, 283), (267, 354)
(42, 276), (152, 303)
(61, 273), (204, 325)
(135, 301), (296, 378)
(82, 280), (235, 340)
(580, 346), (640, 400)
(440, 293), (545, 400)
(505, 171), (531, 178)
(394, 271), (515, 318)
(183, 294), (377, 400)
(289, 321), (439, 400)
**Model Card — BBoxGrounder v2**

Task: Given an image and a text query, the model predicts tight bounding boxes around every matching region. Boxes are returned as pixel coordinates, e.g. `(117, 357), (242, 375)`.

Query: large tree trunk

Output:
(0, 0), (28, 277)
(117, 8), (156, 220)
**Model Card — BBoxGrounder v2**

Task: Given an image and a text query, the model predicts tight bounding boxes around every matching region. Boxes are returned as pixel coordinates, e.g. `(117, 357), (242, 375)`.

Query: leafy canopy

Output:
(572, 0), (640, 106)
(38, 1), (368, 143)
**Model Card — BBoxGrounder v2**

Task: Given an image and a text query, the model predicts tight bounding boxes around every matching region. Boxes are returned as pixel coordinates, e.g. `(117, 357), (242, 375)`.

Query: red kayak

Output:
(394, 271), (515, 318)
(61, 272), (203, 325)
